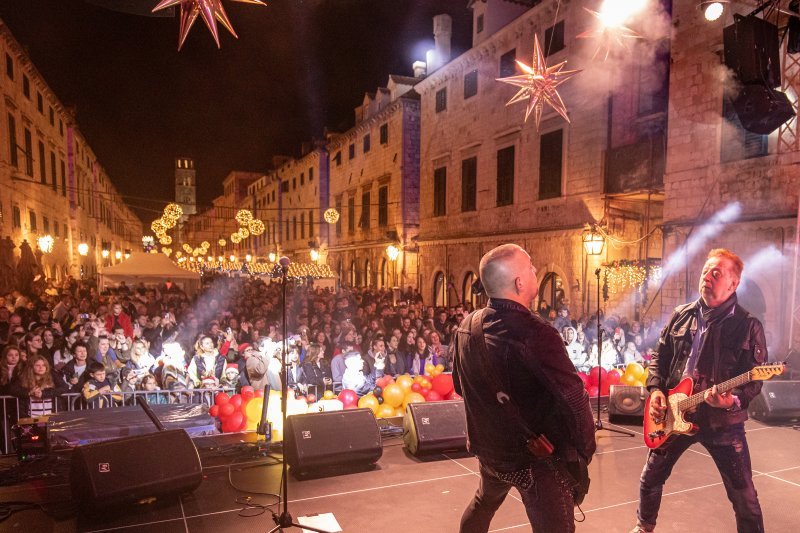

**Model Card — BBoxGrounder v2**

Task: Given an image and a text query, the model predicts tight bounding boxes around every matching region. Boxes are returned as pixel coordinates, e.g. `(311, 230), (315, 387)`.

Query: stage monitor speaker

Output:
(724, 15), (781, 88)
(748, 380), (800, 423)
(733, 83), (795, 135)
(403, 400), (467, 456)
(70, 429), (202, 510)
(608, 385), (646, 425)
(284, 408), (382, 477)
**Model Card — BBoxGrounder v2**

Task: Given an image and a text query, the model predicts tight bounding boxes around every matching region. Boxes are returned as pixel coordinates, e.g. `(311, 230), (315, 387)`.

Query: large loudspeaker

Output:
(748, 381), (800, 423)
(608, 385), (646, 424)
(732, 84), (795, 135)
(403, 400), (467, 456)
(724, 15), (781, 88)
(284, 409), (382, 476)
(70, 429), (202, 510)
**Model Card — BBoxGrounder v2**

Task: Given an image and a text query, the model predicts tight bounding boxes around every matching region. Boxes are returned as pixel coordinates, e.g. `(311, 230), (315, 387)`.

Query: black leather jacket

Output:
(452, 299), (596, 465)
(645, 299), (767, 428)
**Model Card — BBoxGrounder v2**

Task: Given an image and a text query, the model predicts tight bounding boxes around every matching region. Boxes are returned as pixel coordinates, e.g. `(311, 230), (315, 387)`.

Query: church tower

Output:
(175, 157), (196, 221)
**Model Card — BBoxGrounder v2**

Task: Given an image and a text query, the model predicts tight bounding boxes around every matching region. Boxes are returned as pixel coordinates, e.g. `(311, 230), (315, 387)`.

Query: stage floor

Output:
(3, 414), (800, 532)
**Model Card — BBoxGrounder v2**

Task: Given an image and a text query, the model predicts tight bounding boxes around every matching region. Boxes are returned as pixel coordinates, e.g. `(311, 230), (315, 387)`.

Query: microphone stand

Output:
(594, 268), (634, 437)
(269, 257), (329, 533)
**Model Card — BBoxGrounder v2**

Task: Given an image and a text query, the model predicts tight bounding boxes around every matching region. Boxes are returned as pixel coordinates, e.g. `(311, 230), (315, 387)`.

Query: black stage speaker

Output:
(70, 429), (202, 510)
(724, 15), (781, 88)
(284, 408), (382, 477)
(403, 400), (467, 456)
(748, 381), (800, 423)
(733, 83), (795, 134)
(608, 385), (647, 424)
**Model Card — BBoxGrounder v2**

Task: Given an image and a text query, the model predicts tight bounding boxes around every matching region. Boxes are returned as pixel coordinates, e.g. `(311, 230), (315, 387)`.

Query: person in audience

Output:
(301, 343), (332, 396)
(140, 373), (168, 404)
(384, 334), (405, 376)
(52, 328), (78, 371)
(82, 361), (121, 407)
(0, 345), (22, 395)
(9, 355), (66, 417)
(187, 335), (226, 388)
(61, 342), (90, 395)
(406, 335), (436, 376)
(427, 330), (450, 371)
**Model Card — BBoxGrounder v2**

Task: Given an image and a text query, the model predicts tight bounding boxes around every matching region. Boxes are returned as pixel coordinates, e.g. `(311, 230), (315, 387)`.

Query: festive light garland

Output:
(218, 238), (227, 247)
(176, 259), (335, 279)
(238, 227), (250, 239)
(159, 235), (172, 245)
(248, 219), (265, 236)
(235, 209), (254, 226)
(602, 260), (660, 294)
(230, 233), (242, 244)
(323, 208), (340, 224)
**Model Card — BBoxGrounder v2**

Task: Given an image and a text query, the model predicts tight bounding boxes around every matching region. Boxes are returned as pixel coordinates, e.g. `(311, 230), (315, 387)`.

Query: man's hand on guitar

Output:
(649, 390), (667, 423)
(704, 384), (735, 409)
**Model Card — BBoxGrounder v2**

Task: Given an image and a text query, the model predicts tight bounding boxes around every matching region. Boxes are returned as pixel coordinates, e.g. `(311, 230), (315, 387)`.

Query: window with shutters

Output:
(461, 157), (477, 212)
(500, 49), (517, 77)
(464, 70), (478, 99)
(496, 146), (515, 206)
(378, 186), (388, 226)
(347, 197), (355, 234)
(361, 191), (371, 229)
(380, 123), (388, 144)
(433, 167), (447, 217)
(539, 130), (563, 199)
(544, 21), (565, 57)
(435, 88), (447, 112)
(7, 114), (17, 168)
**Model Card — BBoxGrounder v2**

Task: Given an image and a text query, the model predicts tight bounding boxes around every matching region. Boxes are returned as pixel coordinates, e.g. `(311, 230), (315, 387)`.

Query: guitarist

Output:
(631, 249), (766, 533)
(452, 244), (596, 533)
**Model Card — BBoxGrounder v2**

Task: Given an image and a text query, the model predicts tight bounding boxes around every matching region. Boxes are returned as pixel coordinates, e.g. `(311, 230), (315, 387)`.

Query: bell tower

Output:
(175, 157), (196, 220)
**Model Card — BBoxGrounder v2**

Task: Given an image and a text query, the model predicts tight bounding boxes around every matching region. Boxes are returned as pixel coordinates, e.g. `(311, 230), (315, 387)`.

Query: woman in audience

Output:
(406, 335), (437, 376)
(427, 330), (449, 371)
(8, 355), (66, 417)
(0, 345), (22, 395)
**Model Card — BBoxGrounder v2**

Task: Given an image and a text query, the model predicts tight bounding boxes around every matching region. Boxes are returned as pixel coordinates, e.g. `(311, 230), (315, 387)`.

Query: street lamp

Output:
(698, 1), (728, 21)
(37, 234), (54, 254)
(582, 227), (605, 256)
(101, 245), (110, 259)
(124, 249), (131, 259)
(245, 254), (253, 263)
(310, 248), (320, 262)
(386, 244), (400, 261)
(78, 243), (89, 256)
(230, 254), (236, 262)
(115, 250), (122, 260)
(268, 251), (277, 263)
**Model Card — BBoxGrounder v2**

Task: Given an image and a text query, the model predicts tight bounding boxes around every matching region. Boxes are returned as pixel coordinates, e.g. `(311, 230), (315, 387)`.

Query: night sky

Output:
(0, 0), (472, 222)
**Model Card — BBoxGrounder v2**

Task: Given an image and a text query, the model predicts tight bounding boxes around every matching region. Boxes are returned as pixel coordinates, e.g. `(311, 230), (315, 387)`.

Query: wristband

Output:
(726, 395), (741, 412)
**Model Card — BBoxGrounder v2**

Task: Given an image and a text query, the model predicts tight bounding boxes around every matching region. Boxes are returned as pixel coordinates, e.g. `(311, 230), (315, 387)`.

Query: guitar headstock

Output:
(751, 362), (786, 381)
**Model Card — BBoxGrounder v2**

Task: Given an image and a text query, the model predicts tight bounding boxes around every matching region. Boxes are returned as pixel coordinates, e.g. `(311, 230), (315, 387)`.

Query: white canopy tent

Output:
(99, 253), (201, 294)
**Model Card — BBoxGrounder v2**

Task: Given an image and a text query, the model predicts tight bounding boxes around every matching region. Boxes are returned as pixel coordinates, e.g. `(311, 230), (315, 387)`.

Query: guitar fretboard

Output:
(677, 371), (752, 411)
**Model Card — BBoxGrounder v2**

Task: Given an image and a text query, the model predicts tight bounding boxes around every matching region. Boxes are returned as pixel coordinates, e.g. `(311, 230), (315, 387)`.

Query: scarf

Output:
(696, 292), (737, 382)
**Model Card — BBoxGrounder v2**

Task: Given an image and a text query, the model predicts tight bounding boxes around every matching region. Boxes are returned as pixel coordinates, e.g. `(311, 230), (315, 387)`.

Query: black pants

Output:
(460, 457), (575, 533)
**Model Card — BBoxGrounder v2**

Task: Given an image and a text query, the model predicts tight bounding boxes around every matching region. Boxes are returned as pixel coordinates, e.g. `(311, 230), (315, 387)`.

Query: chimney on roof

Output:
(413, 61), (427, 78)
(433, 14), (452, 71)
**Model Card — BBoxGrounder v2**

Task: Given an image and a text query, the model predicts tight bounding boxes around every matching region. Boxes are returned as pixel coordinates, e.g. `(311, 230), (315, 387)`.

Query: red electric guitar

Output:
(643, 362), (785, 449)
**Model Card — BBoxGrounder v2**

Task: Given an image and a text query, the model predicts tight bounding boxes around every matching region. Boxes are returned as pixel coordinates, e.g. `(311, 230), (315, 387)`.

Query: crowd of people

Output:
(0, 272), (661, 422)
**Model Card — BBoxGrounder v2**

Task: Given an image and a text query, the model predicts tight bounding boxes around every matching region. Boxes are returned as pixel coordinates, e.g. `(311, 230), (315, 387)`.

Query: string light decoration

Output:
(201, 241), (210, 249)
(159, 235), (173, 245)
(164, 203), (183, 221)
(238, 227), (250, 239)
(162, 247), (173, 256)
(175, 251), (183, 258)
(248, 219), (265, 236)
(218, 238), (227, 247)
(176, 259), (335, 279)
(230, 233), (242, 244)
(182, 243), (192, 253)
(151, 219), (167, 235)
(235, 209), (254, 226)
(603, 260), (652, 294)
(161, 215), (177, 230)
(323, 208), (340, 224)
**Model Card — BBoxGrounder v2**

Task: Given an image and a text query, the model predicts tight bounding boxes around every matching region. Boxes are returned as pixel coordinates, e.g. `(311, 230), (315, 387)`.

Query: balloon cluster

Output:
(579, 363), (649, 397)
(209, 387), (265, 433)
(336, 370), (459, 419)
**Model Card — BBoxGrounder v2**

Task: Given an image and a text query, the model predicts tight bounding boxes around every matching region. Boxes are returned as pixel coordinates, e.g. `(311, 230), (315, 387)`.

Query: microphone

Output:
(279, 256), (291, 274)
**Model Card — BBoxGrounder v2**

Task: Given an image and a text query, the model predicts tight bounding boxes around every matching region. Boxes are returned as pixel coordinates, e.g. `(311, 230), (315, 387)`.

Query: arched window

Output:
(433, 271), (446, 308)
(463, 271), (480, 309)
(537, 272), (564, 317)
(365, 259), (372, 287)
(379, 258), (387, 289)
(350, 260), (357, 287)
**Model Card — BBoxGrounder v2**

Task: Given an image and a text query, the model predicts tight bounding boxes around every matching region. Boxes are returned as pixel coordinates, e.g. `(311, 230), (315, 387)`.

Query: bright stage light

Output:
(700, 1), (726, 21)
(598, 0), (647, 28)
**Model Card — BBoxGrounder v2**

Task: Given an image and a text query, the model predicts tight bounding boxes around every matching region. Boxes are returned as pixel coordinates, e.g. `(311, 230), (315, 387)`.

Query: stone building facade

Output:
(326, 75), (422, 290)
(415, 0), (667, 319)
(659, 2), (800, 356)
(0, 20), (141, 281)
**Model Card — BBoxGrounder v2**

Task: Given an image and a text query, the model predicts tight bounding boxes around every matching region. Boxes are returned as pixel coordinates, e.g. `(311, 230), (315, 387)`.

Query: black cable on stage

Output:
(224, 449), (283, 518)
(0, 501), (42, 522)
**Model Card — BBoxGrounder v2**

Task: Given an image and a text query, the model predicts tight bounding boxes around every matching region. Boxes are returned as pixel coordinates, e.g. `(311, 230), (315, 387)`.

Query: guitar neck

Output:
(681, 371), (751, 410)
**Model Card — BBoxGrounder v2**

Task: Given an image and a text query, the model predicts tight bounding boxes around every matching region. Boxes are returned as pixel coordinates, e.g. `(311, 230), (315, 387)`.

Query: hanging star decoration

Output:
(152, 0), (266, 51)
(496, 35), (581, 129)
(576, 7), (641, 61)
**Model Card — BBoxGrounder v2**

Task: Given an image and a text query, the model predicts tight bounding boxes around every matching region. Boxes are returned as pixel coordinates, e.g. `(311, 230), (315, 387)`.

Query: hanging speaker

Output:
(724, 15), (781, 88)
(732, 84), (795, 135)
(608, 385), (646, 424)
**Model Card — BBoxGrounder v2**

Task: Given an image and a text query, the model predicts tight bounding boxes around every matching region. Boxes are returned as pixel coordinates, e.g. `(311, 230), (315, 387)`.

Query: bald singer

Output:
(452, 243), (596, 532)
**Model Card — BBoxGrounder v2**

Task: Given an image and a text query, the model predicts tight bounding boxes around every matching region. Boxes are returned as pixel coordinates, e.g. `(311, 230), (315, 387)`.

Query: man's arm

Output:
(736, 317), (768, 410)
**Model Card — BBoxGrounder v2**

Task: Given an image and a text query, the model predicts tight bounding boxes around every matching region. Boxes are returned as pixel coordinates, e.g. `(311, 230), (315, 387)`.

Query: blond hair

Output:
(707, 248), (743, 279)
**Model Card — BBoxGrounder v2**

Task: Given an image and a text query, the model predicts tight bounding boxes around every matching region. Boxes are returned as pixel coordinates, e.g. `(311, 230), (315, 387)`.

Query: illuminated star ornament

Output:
(152, 0), (267, 51)
(496, 35), (581, 129)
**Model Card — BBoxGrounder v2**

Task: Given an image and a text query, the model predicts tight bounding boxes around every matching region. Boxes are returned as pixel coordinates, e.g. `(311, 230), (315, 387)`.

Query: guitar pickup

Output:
(648, 431), (665, 439)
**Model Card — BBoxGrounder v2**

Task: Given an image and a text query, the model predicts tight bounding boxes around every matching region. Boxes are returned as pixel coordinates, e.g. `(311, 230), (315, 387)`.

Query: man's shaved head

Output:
(479, 243), (539, 308)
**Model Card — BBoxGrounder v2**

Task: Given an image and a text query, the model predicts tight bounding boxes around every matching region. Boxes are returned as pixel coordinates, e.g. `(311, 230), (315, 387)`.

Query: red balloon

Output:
(587, 386), (600, 397)
(343, 403), (359, 409)
(226, 411), (244, 430)
(229, 394), (243, 409)
(306, 394), (317, 404)
(241, 386), (255, 400)
(587, 366), (607, 388)
(254, 389), (265, 398)
(577, 372), (589, 390)
(410, 383), (422, 393)
(238, 418), (248, 432)
(445, 391), (461, 400)
(607, 369), (622, 385)
(338, 389), (358, 407)
(600, 380), (611, 396)
(426, 390), (443, 402)
(418, 387), (430, 399)
(219, 402), (235, 418)
(215, 392), (230, 405)
(240, 397), (251, 415)
(431, 374), (454, 397)
(209, 405), (220, 417)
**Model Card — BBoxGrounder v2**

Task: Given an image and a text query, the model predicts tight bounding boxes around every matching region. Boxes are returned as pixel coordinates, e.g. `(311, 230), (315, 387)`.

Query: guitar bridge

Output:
(648, 430), (665, 439)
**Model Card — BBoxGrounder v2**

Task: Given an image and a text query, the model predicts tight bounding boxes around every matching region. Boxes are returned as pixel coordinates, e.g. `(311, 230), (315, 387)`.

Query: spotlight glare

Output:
(598, 0), (646, 28)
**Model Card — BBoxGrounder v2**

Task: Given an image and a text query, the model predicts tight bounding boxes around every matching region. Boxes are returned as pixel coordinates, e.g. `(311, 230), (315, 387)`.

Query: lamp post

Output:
(387, 244), (400, 287)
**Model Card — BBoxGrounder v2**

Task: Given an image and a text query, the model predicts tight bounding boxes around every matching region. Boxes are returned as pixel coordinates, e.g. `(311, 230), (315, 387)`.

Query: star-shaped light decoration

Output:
(576, 8), (641, 61)
(153, 0), (266, 51)
(496, 35), (581, 129)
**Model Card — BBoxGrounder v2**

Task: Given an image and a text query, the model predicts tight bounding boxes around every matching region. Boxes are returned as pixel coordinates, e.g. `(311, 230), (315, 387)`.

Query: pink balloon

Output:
(338, 389), (358, 407)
